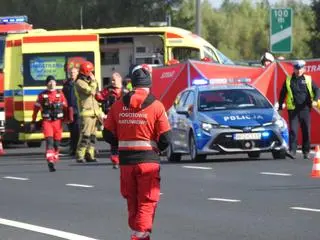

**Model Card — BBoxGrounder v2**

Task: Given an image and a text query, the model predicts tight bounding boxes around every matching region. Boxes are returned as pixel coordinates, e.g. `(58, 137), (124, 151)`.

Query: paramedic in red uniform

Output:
(96, 72), (123, 169)
(103, 65), (172, 240)
(31, 75), (69, 172)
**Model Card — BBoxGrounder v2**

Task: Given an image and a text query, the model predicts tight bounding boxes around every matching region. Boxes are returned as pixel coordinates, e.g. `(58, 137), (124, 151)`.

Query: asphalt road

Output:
(0, 144), (320, 240)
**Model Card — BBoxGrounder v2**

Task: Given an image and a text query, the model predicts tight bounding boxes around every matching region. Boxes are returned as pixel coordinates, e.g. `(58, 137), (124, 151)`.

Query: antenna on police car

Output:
(80, 6), (83, 29)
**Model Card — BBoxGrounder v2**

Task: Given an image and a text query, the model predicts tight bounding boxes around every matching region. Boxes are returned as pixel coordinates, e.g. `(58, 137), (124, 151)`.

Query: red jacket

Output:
(103, 89), (171, 165)
(95, 87), (122, 114)
(32, 89), (68, 122)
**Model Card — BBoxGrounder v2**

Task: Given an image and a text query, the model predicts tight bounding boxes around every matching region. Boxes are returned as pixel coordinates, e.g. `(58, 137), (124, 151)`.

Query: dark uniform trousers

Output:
(288, 107), (310, 154)
(67, 114), (80, 155)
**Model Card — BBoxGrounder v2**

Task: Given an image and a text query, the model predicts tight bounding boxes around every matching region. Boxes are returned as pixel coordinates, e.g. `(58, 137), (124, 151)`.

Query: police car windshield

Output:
(198, 88), (272, 111)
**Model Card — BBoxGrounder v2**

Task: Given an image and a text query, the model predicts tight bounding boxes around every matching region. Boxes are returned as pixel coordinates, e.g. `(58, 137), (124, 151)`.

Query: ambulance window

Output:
(23, 52), (94, 86)
(214, 48), (234, 65)
(172, 47), (200, 62)
(203, 46), (219, 63)
(101, 48), (119, 65)
(0, 37), (4, 69)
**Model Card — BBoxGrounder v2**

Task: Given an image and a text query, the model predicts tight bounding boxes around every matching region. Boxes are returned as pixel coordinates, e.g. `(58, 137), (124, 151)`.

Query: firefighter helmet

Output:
(79, 61), (94, 76)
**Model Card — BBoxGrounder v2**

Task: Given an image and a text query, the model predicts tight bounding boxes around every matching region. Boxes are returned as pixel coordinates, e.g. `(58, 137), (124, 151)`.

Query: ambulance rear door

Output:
(18, 32), (100, 141)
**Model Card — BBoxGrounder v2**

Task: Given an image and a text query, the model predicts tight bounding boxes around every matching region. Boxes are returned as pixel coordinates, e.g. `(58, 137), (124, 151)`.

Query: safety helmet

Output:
(260, 52), (275, 65)
(79, 61), (94, 76)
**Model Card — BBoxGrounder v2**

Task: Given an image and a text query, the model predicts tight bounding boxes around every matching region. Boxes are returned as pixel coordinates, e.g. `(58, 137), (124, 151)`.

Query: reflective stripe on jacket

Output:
(118, 140), (158, 151)
(285, 74), (314, 110)
(104, 89), (171, 165)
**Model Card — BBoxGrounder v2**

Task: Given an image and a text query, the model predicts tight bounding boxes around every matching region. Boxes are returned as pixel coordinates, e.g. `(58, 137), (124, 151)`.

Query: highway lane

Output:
(0, 149), (319, 240)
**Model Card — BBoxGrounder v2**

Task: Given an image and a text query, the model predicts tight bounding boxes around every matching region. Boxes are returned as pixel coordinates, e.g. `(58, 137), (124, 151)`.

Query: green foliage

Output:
(174, 0), (317, 61)
(308, 0), (320, 57)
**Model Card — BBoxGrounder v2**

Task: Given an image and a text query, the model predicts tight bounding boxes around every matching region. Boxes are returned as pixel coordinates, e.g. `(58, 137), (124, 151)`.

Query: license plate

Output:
(234, 133), (261, 140)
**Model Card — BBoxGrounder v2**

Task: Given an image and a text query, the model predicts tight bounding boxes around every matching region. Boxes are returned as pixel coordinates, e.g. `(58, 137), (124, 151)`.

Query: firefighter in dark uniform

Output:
(103, 64), (172, 240)
(278, 60), (320, 159)
(31, 75), (69, 172)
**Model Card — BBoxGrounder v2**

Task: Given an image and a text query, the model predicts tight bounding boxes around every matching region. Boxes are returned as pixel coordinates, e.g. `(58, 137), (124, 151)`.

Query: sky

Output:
(209, 0), (312, 8)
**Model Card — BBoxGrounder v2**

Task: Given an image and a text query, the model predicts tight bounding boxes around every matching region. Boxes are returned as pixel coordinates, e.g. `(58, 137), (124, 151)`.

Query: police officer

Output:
(96, 72), (123, 169)
(103, 65), (171, 240)
(74, 61), (101, 163)
(278, 60), (320, 159)
(62, 67), (80, 156)
(31, 75), (68, 172)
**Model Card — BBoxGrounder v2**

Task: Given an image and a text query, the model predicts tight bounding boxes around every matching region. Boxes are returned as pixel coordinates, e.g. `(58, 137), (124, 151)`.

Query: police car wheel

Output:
(248, 152), (261, 159)
(272, 150), (286, 159)
(189, 134), (206, 162)
(166, 144), (182, 162)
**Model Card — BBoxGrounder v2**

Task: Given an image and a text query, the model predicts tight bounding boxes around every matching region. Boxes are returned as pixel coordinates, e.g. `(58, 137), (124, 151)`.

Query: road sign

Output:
(270, 8), (293, 53)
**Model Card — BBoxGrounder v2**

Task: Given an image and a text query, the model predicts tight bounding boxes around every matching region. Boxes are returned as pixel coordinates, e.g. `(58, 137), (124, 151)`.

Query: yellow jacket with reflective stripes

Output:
(74, 76), (101, 117)
(285, 74), (314, 110)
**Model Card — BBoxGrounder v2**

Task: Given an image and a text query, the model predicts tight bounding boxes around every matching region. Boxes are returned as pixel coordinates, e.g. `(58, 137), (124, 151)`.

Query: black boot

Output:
(48, 162), (56, 172)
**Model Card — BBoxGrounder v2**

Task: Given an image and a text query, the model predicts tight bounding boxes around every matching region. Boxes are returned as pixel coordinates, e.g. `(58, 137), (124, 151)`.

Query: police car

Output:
(166, 78), (289, 162)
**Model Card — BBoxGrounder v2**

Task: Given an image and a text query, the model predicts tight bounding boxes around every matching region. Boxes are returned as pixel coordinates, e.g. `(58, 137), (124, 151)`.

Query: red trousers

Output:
(120, 163), (160, 233)
(42, 120), (62, 139)
(42, 120), (62, 163)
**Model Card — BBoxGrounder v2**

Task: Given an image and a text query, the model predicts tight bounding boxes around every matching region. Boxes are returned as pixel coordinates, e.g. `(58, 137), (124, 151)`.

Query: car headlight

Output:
(274, 119), (286, 129)
(201, 122), (213, 132)
(201, 122), (227, 132)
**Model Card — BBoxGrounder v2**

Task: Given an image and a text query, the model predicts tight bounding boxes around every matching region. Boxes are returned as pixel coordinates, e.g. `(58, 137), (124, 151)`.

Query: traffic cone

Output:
(0, 136), (5, 155)
(311, 145), (320, 178)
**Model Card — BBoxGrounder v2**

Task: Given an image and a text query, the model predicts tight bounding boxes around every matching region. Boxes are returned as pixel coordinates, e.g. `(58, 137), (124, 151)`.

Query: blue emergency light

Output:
(0, 16), (28, 24)
(192, 79), (209, 86)
(262, 131), (270, 138)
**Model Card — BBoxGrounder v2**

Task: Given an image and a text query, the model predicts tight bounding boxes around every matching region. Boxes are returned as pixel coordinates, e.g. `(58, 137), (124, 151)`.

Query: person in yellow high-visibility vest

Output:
(278, 60), (320, 160)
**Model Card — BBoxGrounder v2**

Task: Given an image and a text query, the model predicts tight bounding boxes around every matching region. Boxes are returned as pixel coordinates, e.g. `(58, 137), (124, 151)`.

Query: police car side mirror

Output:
(176, 106), (190, 116)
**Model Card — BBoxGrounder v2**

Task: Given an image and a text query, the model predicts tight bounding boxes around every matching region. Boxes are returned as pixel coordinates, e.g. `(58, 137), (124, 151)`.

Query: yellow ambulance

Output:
(3, 26), (233, 146)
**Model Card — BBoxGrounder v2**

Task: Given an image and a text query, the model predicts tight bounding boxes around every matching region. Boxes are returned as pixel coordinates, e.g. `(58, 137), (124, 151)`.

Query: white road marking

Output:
(208, 198), (241, 203)
(3, 176), (29, 181)
(260, 172), (292, 176)
(182, 166), (212, 170)
(0, 217), (99, 240)
(66, 184), (94, 188)
(291, 207), (320, 213)
(160, 192), (163, 195)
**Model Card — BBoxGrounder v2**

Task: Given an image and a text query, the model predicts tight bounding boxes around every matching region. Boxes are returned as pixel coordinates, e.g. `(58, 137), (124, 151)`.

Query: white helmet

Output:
(293, 60), (306, 69)
(260, 52), (275, 65)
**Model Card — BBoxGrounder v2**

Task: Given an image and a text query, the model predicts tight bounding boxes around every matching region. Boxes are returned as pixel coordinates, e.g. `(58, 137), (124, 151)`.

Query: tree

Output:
(308, 0), (320, 57)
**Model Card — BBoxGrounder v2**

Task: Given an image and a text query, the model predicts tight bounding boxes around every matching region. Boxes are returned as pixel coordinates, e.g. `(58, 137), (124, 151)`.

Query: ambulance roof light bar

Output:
(0, 16), (28, 24)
